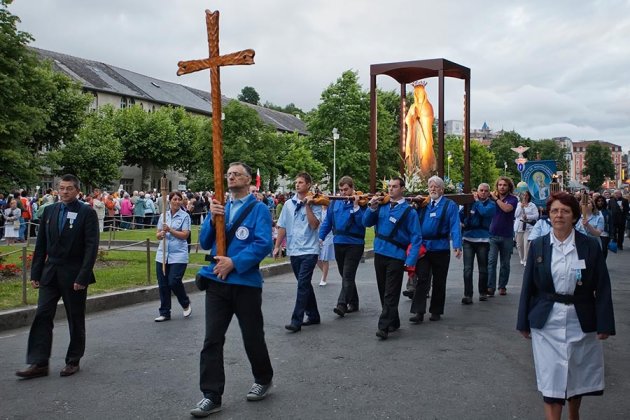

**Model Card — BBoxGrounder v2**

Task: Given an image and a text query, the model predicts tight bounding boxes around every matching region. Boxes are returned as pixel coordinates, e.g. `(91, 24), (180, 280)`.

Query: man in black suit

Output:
(608, 189), (629, 250)
(16, 174), (99, 379)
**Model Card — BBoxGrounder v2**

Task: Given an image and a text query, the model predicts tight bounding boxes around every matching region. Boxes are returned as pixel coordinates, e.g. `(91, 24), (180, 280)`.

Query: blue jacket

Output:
(516, 231), (615, 335)
(319, 200), (366, 245)
(460, 199), (496, 240)
(363, 201), (422, 265)
(198, 194), (272, 288)
(417, 198), (462, 251)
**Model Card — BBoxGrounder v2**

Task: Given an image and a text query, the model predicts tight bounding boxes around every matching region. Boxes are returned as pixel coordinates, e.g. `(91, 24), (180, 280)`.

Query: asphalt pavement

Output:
(1, 250), (629, 419)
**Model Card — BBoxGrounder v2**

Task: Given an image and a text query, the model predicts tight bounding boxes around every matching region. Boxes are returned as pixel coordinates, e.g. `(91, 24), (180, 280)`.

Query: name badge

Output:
(67, 212), (78, 220)
(572, 259), (586, 270)
(430, 212), (437, 218)
(389, 216), (397, 224)
(470, 210), (476, 214)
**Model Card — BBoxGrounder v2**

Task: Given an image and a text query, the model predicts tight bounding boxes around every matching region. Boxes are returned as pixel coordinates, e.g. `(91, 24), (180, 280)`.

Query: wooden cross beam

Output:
(177, 9), (255, 257)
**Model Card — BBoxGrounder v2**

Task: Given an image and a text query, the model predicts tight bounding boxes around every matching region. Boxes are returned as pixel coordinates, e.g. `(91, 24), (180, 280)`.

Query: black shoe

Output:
(346, 304), (358, 313)
(402, 289), (414, 299)
(375, 329), (388, 340)
(333, 304), (346, 317)
(285, 324), (301, 332)
(409, 313), (424, 324)
(15, 364), (49, 379)
(302, 318), (320, 326)
(479, 294), (488, 302)
(190, 397), (222, 417)
(487, 288), (495, 297)
(461, 296), (473, 305)
(429, 313), (441, 321)
(387, 325), (399, 333)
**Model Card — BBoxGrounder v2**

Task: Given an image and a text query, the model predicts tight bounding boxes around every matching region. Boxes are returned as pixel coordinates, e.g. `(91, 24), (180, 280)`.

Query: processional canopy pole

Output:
(176, 9), (255, 256)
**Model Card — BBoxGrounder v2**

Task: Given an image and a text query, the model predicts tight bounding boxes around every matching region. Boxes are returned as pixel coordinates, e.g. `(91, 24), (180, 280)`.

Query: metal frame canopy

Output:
(369, 58), (471, 193)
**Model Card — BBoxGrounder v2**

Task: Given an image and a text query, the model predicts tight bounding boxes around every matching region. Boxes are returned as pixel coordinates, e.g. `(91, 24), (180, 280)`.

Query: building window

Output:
(120, 178), (134, 193)
(120, 97), (128, 109)
(89, 92), (98, 112)
(129, 98), (136, 106)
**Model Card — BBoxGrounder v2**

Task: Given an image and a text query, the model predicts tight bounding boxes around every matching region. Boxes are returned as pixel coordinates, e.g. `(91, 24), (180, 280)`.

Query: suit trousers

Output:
(613, 221), (625, 249)
(411, 250), (451, 315)
(27, 271), (88, 365)
(374, 253), (404, 331)
(289, 254), (320, 326)
(199, 280), (273, 402)
(334, 243), (364, 308)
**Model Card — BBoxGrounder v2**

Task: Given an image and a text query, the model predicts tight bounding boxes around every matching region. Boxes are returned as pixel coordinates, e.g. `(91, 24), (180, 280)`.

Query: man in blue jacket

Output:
(319, 176), (366, 317)
(410, 176), (462, 323)
(363, 177), (422, 340)
(190, 162), (274, 417)
(459, 183), (496, 304)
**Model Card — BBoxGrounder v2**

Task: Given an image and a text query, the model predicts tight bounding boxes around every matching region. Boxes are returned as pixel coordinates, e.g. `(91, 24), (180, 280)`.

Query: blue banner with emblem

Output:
(522, 160), (557, 208)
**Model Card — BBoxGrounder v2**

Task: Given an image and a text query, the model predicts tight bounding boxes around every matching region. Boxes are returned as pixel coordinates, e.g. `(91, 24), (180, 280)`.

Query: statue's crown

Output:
(411, 80), (427, 87)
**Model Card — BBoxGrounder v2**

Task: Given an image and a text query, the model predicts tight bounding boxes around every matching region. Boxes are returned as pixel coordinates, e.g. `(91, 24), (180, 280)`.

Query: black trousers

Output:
(411, 250), (451, 315)
(374, 253), (404, 331)
(334, 243), (364, 308)
(27, 273), (88, 365)
(199, 280), (273, 402)
(613, 221), (625, 249)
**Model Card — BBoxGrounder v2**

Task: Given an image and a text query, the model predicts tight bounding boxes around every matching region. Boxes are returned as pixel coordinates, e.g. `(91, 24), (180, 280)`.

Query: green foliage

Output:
(0, 1), (89, 192)
(262, 101), (306, 119)
(528, 139), (569, 174)
(443, 136), (500, 189)
(58, 106), (123, 189)
(582, 142), (615, 191)
(488, 131), (531, 181)
(281, 132), (325, 182)
(305, 70), (399, 192)
(237, 86), (260, 105)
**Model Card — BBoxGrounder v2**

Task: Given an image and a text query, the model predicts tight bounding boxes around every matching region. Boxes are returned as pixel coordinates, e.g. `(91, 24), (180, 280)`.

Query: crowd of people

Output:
(8, 169), (621, 420)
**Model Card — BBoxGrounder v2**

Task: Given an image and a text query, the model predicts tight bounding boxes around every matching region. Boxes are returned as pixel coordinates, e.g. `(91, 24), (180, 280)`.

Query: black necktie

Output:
(58, 204), (67, 232)
(294, 201), (303, 214)
(431, 201), (436, 209)
(390, 202), (398, 210)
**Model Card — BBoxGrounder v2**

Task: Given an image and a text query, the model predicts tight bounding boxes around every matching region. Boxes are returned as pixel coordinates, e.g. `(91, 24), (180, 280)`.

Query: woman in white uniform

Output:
(517, 192), (615, 420)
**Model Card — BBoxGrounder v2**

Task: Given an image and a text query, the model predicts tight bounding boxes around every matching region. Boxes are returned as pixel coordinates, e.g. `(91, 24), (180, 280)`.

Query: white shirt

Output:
(549, 229), (578, 295)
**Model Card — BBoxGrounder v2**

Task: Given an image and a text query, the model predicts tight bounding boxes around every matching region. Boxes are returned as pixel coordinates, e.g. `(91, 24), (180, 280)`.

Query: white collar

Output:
(550, 228), (576, 254)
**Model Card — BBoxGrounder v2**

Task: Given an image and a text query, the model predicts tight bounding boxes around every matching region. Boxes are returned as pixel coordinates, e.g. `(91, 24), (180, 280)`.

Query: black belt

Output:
(542, 293), (590, 305)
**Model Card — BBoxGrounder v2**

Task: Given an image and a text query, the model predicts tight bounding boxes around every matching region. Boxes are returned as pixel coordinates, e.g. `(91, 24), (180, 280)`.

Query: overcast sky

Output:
(10, 0), (630, 150)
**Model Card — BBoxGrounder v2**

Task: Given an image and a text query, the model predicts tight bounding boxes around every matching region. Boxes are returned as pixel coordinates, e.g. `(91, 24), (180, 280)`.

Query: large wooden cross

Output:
(177, 9), (255, 256)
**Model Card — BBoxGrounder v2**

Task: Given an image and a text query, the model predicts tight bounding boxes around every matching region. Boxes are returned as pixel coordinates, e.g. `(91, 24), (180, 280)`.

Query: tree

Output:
(57, 106), (123, 189)
(582, 142), (615, 191)
(443, 136), (500, 188)
(306, 70), (399, 192)
(0, 0), (90, 191)
(262, 101), (306, 119)
(528, 139), (569, 175)
(237, 86), (260, 105)
(488, 131), (532, 181)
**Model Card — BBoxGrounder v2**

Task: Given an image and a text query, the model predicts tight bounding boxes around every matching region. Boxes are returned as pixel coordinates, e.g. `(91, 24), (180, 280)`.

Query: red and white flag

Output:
(255, 168), (261, 191)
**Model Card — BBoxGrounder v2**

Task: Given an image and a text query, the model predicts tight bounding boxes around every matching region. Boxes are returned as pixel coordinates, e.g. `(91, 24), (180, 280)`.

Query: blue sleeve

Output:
(448, 202), (463, 249)
(199, 213), (216, 250)
(230, 204), (273, 274)
(277, 202), (289, 229)
(405, 210), (422, 267)
(362, 207), (378, 227)
(319, 204), (333, 240)
(353, 205), (367, 227)
(182, 213), (191, 231)
(477, 200), (496, 217)
(528, 221), (543, 241)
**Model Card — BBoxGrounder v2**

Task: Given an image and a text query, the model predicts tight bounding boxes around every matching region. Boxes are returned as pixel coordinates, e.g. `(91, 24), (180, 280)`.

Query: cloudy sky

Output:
(10, 0), (630, 149)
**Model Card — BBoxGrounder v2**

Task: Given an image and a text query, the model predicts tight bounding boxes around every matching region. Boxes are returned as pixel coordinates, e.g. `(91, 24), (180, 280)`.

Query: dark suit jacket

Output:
(516, 231), (615, 335)
(609, 197), (629, 224)
(31, 200), (99, 287)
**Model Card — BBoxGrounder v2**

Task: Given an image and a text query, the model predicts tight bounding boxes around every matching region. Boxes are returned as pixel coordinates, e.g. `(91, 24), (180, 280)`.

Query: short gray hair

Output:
(428, 176), (445, 189)
(478, 183), (490, 190)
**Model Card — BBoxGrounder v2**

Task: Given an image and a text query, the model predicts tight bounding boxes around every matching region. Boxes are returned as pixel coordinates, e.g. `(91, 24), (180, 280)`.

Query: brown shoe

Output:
(60, 363), (80, 377)
(499, 288), (507, 296)
(16, 364), (49, 379)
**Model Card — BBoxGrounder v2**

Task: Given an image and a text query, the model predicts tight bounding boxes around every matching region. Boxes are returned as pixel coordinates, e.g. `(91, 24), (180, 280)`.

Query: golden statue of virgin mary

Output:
(405, 81), (436, 175)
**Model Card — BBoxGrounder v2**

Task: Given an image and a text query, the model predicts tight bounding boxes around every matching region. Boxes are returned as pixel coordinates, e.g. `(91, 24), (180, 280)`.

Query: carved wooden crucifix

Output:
(177, 9), (255, 256)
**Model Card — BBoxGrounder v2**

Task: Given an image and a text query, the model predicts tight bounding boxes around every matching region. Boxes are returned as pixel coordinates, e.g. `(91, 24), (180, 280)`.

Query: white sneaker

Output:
(154, 315), (170, 322)
(319, 280), (327, 287)
(183, 305), (192, 318)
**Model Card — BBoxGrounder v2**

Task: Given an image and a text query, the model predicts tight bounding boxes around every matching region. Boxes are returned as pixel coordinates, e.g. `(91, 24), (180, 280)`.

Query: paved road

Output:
(1, 250), (629, 419)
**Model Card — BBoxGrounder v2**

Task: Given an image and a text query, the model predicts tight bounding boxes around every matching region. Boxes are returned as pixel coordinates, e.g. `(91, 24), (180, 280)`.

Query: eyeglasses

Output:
(224, 172), (246, 179)
(549, 208), (572, 215)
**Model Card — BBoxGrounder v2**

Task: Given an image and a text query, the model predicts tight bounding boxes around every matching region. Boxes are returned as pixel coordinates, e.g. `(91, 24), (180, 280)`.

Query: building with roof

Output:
(572, 140), (624, 189)
(33, 47), (307, 192)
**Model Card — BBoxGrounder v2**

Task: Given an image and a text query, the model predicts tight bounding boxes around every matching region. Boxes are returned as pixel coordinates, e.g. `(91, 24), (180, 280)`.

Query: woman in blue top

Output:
(595, 195), (612, 259)
(154, 191), (192, 322)
(580, 197), (604, 248)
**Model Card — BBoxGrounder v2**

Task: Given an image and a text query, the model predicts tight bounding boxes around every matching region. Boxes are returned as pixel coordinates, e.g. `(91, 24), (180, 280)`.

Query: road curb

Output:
(0, 249), (374, 332)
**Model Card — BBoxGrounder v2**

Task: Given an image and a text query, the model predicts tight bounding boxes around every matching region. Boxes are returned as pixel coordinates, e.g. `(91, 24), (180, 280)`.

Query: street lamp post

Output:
(447, 151), (452, 182)
(332, 128), (339, 195)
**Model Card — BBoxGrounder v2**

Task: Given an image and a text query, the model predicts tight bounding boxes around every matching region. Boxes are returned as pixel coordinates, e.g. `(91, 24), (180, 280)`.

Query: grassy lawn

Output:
(0, 227), (374, 311)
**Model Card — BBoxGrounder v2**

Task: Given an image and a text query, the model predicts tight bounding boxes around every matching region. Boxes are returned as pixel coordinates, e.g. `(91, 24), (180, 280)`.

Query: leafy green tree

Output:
(528, 139), (569, 174)
(488, 131), (531, 181)
(262, 101), (306, 119)
(306, 70), (399, 192)
(0, 0), (90, 191)
(443, 136), (500, 189)
(115, 105), (195, 189)
(280, 132), (325, 182)
(582, 142), (615, 191)
(57, 106), (123, 189)
(237, 86), (260, 105)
